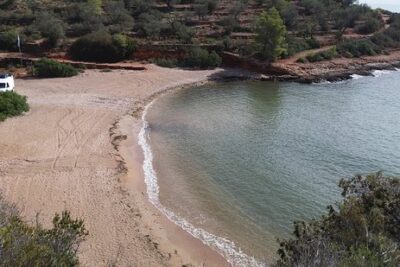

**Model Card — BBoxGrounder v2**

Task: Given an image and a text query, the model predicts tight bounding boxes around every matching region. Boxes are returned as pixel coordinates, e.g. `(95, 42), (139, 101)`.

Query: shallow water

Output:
(144, 70), (400, 265)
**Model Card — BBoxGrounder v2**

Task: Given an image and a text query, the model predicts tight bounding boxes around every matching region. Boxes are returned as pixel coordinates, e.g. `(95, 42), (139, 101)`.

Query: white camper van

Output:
(0, 73), (15, 92)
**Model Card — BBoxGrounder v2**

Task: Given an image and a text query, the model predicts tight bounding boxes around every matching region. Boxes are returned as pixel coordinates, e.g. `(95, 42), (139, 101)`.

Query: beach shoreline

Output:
(1, 61), (397, 266)
(116, 79), (233, 267)
(0, 65), (236, 266)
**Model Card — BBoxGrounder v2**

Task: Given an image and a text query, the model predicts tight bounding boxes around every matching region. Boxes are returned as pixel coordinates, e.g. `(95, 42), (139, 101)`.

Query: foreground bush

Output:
(0, 195), (88, 266)
(275, 172), (400, 267)
(0, 91), (29, 122)
(181, 47), (221, 69)
(69, 32), (136, 63)
(34, 58), (79, 78)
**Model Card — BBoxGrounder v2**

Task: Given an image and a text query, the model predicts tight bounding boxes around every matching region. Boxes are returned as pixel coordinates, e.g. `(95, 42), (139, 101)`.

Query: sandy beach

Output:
(0, 65), (230, 266)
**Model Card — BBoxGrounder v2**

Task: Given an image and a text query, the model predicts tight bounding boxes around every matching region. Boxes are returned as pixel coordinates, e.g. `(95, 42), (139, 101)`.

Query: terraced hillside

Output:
(0, 0), (399, 67)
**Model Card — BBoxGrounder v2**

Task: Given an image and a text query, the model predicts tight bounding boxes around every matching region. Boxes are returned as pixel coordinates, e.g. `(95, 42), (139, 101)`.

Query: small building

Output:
(0, 73), (14, 92)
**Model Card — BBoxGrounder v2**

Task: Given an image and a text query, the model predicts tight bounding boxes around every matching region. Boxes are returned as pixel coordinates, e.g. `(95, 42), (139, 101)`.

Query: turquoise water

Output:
(144, 70), (400, 265)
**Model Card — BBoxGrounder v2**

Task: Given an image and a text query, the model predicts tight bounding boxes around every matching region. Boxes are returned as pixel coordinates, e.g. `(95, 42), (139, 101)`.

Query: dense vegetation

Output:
(33, 58), (79, 78)
(69, 32), (136, 63)
(154, 47), (221, 69)
(275, 172), (400, 266)
(0, 0), (399, 66)
(180, 47), (222, 69)
(0, 91), (29, 122)
(0, 195), (87, 266)
(299, 14), (400, 62)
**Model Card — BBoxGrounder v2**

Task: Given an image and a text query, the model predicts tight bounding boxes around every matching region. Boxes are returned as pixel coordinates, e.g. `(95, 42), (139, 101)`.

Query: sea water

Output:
(140, 70), (400, 265)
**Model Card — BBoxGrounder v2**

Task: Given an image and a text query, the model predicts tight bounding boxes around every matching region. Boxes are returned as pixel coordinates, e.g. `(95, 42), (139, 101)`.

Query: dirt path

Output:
(0, 66), (229, 266)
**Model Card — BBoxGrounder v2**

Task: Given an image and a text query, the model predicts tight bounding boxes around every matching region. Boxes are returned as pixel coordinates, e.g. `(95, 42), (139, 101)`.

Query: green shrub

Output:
(384, 26), (400, 43)
(286, 37), (309, 57)
(286, 37), (320, 57)
(180, 47), (221, 69)
(0, 30), (19, 51)
(69, 32), (136, 63)
(337, 39), (380, 57)
(306, 38), (320, 49)
(371, 32), (396, 48)
(219, 15), (240, 35)
(305, 47), (337, 62)
(153, 58), (178, 68)
(33, 12), (65, 47)
(274, 173), (400, 267)
(0, 91), (29, 122)
(296, 57), (307, 63)
(170, 21), (194, 44)
(0, 195), (87, 266)
(0, 0), (15, 9)
(34, 58), (79, 78)
(306, 53), (323, 62)
(356, 17), (382, 34)
(136, 10), (165, 38)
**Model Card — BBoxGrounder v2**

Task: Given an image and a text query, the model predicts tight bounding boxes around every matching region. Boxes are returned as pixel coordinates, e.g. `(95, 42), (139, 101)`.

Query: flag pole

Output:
(17, 35), (22, 66)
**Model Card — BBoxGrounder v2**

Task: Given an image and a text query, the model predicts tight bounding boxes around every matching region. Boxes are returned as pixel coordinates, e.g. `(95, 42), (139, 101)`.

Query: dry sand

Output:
(0, 65), (230, 267)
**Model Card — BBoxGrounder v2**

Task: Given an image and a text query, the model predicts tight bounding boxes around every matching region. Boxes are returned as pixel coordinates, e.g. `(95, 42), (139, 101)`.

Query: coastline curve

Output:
(138, 98), (264, 267)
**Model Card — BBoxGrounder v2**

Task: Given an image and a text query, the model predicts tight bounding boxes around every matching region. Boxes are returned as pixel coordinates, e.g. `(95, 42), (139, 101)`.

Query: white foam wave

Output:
(372, 70), (391, 77)
(316, 80), (331, 84)
(138, 101), (265, 267)
(350, 74), (364, 80)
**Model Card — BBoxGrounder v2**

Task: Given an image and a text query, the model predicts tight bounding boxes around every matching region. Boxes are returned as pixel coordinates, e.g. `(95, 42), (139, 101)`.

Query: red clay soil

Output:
(0, 52), (147, 71)
(272, 49), (400, 81)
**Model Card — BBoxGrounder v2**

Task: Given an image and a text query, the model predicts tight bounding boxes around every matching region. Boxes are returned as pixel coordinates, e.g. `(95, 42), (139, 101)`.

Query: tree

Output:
(164, 0), (180, 8)
(33, 12), (65, 47)
(278, 1), (298, 30)
(194, 0), (219, 19)
(88, 0), (103, 15)
(275, 172), (400, 267)
(0, 30), (19, 51)
(229, 0), (246, 20)
(170, 21), (194, 43)
(254, 7), (287, 61)
(103, 0), (134, 33)
(69, 32), (136, 62)
(136, 10), (165, 38)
